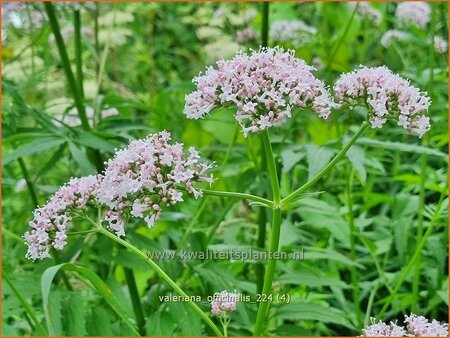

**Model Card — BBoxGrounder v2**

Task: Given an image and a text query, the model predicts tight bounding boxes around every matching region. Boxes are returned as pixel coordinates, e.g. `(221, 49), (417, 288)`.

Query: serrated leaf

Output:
(41, 263), (139, 336)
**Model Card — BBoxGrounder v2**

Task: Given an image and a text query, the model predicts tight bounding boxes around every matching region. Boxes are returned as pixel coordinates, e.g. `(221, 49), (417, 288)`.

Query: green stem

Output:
(261, 2), (269, 48)
(282, 122), (369, 206)
(201, 189), (274, 208)
(377, 193), (445, 318)
(74, 9), (84, 98)
(256, 207), (267, 294)
(253, 209), (281, 336)
(44, 3), (103, 172)
(87, 218), (223, 336)
(253, 131), (281, 336)
(346, 170), (362, 327)
(44, 3), (89, 130)
(18, 158), (39, 207)
(412, 155), (427, 312)
(124, 268), (146, 336)
(3, 269), (49, 336)
(327, 3), (358, 69)
(261, 131), (280, 203)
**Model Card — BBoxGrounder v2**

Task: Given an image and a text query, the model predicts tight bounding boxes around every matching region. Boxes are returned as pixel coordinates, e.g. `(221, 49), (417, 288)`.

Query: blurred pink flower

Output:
(396, 2), (431, 28)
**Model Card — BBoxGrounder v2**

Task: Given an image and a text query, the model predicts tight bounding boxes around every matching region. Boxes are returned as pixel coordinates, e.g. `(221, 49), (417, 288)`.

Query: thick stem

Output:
(44, 3), (103, 172)
(255, 207), (267, 294)
(346, 170), (362, 327)
(74, 9), (84, 98)
(261, 2), (269, 48)
(88, 218), (223, 336)
(282, 122), (369, 206)
(253, 208), (281, 336)
(253, 131), (281, 336)
(44, 3), (89, 130)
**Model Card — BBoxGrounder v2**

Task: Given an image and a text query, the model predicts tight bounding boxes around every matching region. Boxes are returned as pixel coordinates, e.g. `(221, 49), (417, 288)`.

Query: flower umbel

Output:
(381, 30), (407, 48)
(334, 66), (431, 137)
(184, 47), (336, 136)
(97, 131), (214, 235)
(269, 20), (317, 47)
(362, 314), (448, 337)
(210, 290), (240, 316)
(395, 2), (431, 28)
(24, 175), (102, 260)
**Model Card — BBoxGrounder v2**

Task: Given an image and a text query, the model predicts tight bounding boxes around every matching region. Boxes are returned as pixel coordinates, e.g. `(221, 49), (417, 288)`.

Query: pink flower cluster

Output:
(434, 36), (448, 54)
(405, 313), (449, 336)
(24, 132), (214, 260)
(184, 47), (336, 136)
(349, 2), (383, 25)
(362, 314), (448, 336)
(98, 131), (214, 236)
(236, 27), (258, 44)
(24, 175), (101, 260)
(381, 30), (407, 48)
(210, 290), (240, 316)
(362, 318), (406, 336)
(395, 2), (431, 28)
(269, 20), (317, 47)
(334, 66), (431, 137)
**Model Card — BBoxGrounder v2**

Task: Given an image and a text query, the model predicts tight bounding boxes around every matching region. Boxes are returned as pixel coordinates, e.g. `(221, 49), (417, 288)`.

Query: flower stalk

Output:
(281, 121), (370, 207)
(253, 131), (282, 336)
(87, 217), (223, 336)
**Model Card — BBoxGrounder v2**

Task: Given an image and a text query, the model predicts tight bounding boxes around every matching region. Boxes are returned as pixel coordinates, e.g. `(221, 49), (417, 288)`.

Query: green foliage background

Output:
(2, 2), (449, 336)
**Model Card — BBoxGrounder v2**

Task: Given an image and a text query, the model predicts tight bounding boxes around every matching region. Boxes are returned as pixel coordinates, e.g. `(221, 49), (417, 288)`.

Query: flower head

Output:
(334, 66), (431, 137)
(210, 290), (240, 316)
(97, 131), (214, 235)
(434, 36), (448, 54)
(349, 2), (383, 25)
(361, 314), (448, 337)
(405, 314), (448, 336)
(236, 27), (258, 44)
(269, 20), (317, 47)
(381, 30), (407, 48)
(24, 175), (101, 260)
(396, 2), (431, 28)
(362, 318), (406, 336)
(184, 47), (336, 136)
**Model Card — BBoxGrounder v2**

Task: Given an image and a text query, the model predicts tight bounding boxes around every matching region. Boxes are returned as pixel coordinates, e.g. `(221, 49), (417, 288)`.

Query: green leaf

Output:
(68, 142), (96, 175)
(75, 131), (116, 153)
(275, 302), (354, 329)
(86, 308), (114, 336)
(306, 144), (335, 181)
(346, 145), (367, 182)
(356, 138), (447, 158)
(64, 293), (87, 336)
(41, 263), (139, 336)
(146, 310), (176, 335)
(3, 138), (66, 165)
(281, 149), (305, 173)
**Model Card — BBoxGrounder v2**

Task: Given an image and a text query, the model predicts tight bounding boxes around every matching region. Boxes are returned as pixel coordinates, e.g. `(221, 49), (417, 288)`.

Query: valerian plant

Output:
(24, 45), (440, 337)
